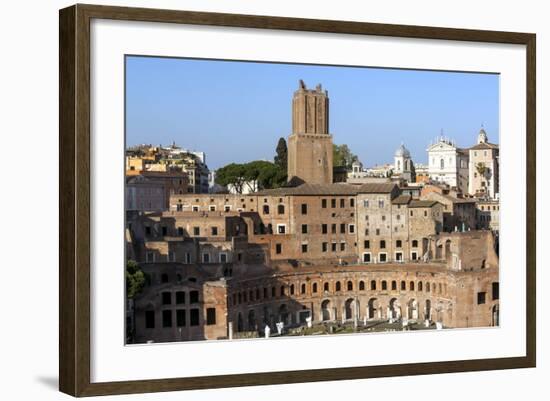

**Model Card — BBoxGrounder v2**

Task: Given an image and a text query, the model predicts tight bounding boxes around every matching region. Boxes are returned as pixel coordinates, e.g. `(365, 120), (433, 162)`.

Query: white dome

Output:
(477, 128), (488, 144)
(395, 143), (411, 158)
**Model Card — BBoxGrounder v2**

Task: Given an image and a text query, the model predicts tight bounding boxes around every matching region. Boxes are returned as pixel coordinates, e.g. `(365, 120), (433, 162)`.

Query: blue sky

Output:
(126, 56), (499, 170)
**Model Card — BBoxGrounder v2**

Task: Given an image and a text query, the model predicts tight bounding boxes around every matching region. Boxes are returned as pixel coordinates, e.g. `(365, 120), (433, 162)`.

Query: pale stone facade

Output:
(427, 137), (469, 194)
(468, 128), (499, 199)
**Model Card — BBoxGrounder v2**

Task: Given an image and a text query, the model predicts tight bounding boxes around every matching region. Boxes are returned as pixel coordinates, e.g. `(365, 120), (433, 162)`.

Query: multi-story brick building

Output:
(126, 81), (499, 344)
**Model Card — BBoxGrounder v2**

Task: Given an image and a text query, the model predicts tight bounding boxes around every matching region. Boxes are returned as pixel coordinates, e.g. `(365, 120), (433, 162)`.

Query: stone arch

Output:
(321, 299), (331, 321)
(279, 304), (289, 325)
(425, 299), (432, 321)
(388, 298), (401, 319)
(445, 239), (452, 261)
(237, 312), (243, 332)
(248, 309), (256, 331)
(367, 298), (380, 320)
(407, 299), (419, 320)
(344, 298), (359, 321)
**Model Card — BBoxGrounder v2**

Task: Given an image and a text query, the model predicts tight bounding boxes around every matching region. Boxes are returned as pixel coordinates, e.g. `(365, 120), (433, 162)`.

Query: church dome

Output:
(477, 127), (488, 144)
(395, 143), (410, 158)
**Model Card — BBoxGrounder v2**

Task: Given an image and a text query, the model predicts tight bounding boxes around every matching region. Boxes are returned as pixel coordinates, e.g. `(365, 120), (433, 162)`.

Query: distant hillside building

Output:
(287, 80), (333, 185)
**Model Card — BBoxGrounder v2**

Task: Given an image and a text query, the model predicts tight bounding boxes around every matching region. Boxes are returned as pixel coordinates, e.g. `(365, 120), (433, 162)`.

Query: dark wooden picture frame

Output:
(59, 3), (536, 397)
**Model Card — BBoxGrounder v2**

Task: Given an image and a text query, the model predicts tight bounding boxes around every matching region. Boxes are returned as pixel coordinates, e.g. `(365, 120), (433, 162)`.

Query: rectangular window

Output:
(477, 292), (487, 305)
(340, 242), (345, 251)
(322, 224), (328, 234)
(177, 227), (184, 236)
(190, 290), (199, 304)
(411, 251), (418, 260)
(301, 203), (308, 215)
(162, 292), (171, 305)
(340, 223), (346, 234)
(145, 226), (151, 235)
(161, 226), (168, 236)
(176, 309), (186, 327)
(176, 291), (185, 304)
(209, 205), (216, 211)
(322, 242), (328, 252)
(301, 244), (308, 253)
(492, 282), (499, 300)
(193, 227), (200, 236)
(340, 199), (345, 208)
(396, 240), (402, 248)
(349, 224), (355, 234)
(220, 253), (227, 263)
(224, 205), (231, 212)
(376, 228), (380, 235)
(275, 243), (282, 254)
(277, 225), (286, 234)
(322, 199), (327, 208)
(202, 253), (210, 263)
(190, 309), (200, 326)
(162, 310), (172, 328)
(211, 226), (218, 236)
(169, 251), (176, 262)
(331, 242), (337, 252)
(145, 311), (155, 329)
(380, 240), (386, 249)
(363, 253), (371, 263)
(364, 240), (370, 249)
(395, 252), (403, 261)
(378, 199), (384, 208)
(206, 308), (216, 325)
(331, 224), (336, 234)
(350, 198), (355, 207)
(184, 253), (191, 264)
(331, 199), (336, 208)
(301, 224), (308, 234)
(363, 199), (369, 208)
(379, 253), (387, 263)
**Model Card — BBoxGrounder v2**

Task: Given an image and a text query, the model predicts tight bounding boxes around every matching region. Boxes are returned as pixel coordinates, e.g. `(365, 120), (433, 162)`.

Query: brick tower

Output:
(287, 80), (333, 185)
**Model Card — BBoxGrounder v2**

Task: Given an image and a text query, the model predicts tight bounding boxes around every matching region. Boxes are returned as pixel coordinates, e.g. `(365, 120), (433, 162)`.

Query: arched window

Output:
(347, 281), (353, 291)
(359, 281), (365, 291)
(419, 282), (423, 291)
(391, 280), (397, 290)
(335, 281), (341, 292)
(313, 283), (318, 293)
(382, 280), (387, 290)
(410, 281), (415, 291)
(301, 283), (306, 294)
(426, 282), (431, 292)
(280, 286), (285, 296)
(440, 158), (445, 169)
(371, 280), (376, 290)
(263, 205), (269, 215)
(324, 282), (329, 292)
(290, 284), (295, 295)
(277, 204), (285, 214)
(401, 281), (406, 290)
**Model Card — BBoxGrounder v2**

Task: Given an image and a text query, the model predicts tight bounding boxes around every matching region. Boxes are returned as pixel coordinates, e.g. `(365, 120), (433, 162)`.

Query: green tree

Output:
(126, 260), (147, 299)
(274, 137), (288, 170)
(216, 160), (286, 192)
(333, 144), (358, 169)
(215, 163), (247, 193)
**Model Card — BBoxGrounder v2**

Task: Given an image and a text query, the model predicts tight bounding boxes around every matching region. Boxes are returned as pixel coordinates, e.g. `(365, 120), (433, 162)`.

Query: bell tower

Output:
(287, 80), (333, 185)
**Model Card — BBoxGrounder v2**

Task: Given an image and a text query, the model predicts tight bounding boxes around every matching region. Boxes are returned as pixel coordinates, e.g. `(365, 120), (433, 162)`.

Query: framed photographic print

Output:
(59, 4), (536, 397)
